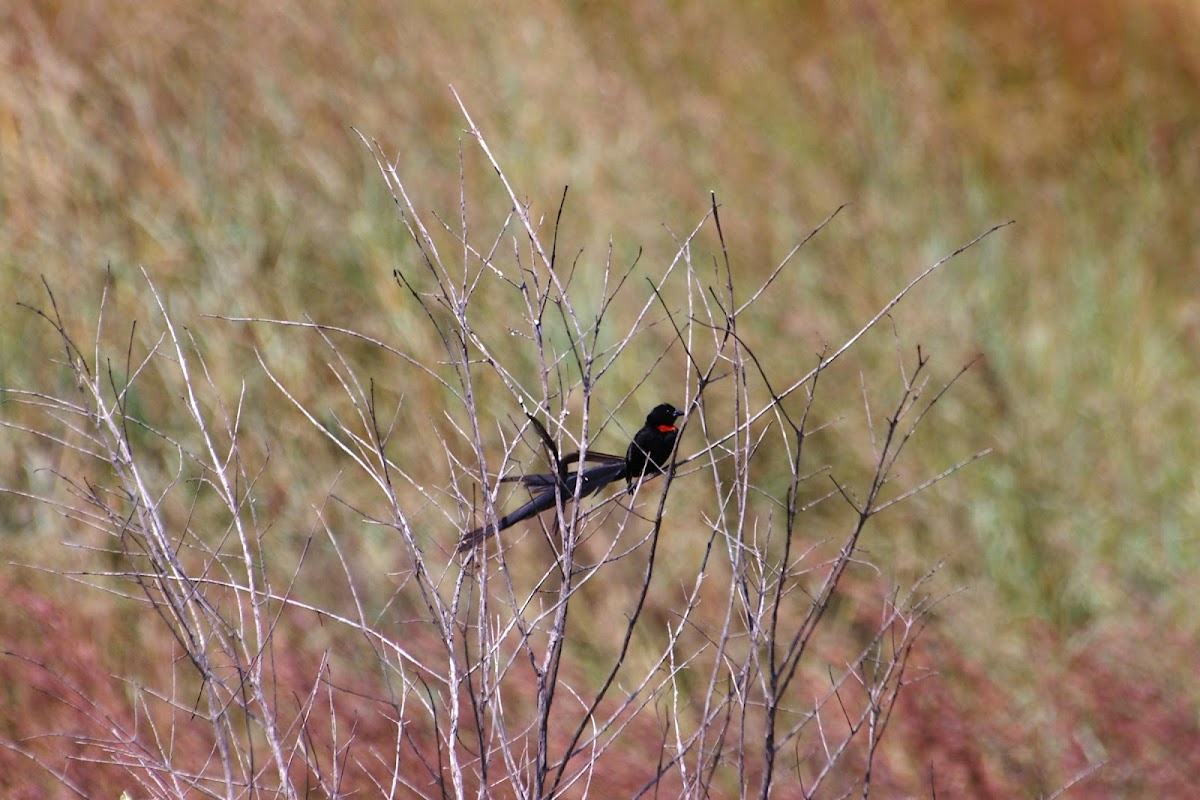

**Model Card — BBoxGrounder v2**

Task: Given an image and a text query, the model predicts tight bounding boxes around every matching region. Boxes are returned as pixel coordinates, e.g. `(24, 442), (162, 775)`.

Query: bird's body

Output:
(458, 403), (684, 552)
(621, 403), (686, 489)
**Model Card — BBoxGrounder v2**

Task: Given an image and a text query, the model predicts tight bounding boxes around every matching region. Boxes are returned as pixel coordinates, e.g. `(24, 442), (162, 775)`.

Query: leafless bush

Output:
(2, 93), (1008, 798)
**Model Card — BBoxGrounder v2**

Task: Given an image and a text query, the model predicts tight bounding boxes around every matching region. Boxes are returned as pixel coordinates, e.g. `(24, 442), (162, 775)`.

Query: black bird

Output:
(458, 403), (684, 552)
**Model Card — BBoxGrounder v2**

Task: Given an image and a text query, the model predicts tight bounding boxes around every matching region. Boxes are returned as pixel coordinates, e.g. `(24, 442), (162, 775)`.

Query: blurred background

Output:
(2, 0), (1198, 796)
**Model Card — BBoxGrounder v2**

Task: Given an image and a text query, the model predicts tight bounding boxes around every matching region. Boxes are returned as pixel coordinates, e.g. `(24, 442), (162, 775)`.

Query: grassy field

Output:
(3, 1), (1199, 796)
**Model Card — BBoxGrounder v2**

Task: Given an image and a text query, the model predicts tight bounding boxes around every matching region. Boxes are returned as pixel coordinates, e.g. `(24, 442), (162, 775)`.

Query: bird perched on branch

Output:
(458, 403), (684, 552)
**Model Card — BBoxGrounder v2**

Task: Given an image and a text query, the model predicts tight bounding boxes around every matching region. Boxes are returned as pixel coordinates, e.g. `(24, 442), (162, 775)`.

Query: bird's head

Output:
(645, 403), (684, 431)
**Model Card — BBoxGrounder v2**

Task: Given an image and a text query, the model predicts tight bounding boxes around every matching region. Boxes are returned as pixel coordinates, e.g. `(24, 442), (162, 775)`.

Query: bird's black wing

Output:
(458, 460), (628, 552)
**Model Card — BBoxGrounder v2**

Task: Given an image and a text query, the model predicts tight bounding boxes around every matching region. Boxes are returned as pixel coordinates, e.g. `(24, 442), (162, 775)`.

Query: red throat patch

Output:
(657, 424), (676, 432)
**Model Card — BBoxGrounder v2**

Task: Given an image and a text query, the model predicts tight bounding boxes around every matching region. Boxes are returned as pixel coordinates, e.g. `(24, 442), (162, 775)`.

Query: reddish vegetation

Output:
(3, 580), (136, 796)
(880, 622), (1200, 797)
(11, 561), (1198, 797)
